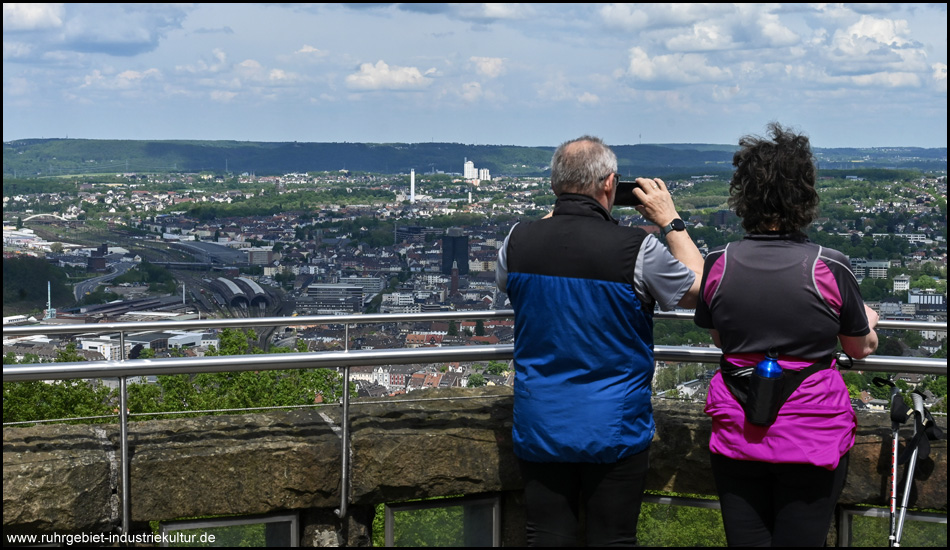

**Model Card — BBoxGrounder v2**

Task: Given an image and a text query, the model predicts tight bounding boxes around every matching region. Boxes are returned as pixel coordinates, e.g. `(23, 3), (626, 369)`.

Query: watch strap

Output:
(661, 219), (685, 236)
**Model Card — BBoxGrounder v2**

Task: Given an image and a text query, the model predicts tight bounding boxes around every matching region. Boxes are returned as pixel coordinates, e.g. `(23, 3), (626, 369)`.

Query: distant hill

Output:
(3, 138), (946, 179)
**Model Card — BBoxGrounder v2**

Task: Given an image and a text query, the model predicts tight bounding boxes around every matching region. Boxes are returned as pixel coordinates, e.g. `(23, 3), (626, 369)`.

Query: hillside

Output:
(3, 138), (946, 180)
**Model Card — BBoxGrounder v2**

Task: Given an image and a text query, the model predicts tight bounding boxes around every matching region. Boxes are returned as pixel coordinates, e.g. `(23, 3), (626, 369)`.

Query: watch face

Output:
(671, 218), (686, 231)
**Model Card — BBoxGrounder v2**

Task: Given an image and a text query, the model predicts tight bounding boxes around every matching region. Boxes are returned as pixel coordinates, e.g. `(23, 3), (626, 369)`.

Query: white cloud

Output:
(228, 58), (301, 88)
(640, 89), (697, 113)
(471, 56), (506, 78)
(599, 4), (648, 30)
(832, 15), (912, 57)
(210, 90), (237, 102)
(238, 59), (263, 71)
(577, 92), (599, 105)
(176, 49), (229, 75)
(459, 81), (484, 102)
(656, 6), (800, 53)
(478, 4), (525, 20)
(269, 69), (293, 82)
(3, 3), (64, 31)
(211, 49), (228, 69)
(3, 40), (33, 60)
(626, 47), (730, 85)
(115, 69), (161, 89)
(665, 22), (734, 51)
(4, 76), (32, 97)
(934, 63), (948, 92)
(536, 73), (575, 102)
(755, 12), (799, 47)
(345, 60), (434, 91)
(600, 3), (721, 31)
(457, 81), (504, 103)
(80, 68), (161, 91)
(711, 84), (741, 101)
(296, 45), (328, 57)
(394, 3), (532, 23)
(850, 72), (921, 88)
(820, 14), (932, 82)
(452, 3), (531, 22)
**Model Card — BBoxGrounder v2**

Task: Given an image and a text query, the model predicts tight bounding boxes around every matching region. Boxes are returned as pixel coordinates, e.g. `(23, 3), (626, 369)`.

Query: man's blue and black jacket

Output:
(500, 193), (656, 464)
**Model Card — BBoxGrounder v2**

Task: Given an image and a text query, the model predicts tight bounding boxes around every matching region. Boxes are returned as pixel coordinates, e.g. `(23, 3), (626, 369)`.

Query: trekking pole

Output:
(893, 391), (926, 546)
(873, 376), (901, 547)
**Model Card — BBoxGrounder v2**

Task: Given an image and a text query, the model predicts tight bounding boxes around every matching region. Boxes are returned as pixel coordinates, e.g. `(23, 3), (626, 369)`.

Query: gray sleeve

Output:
(496, 223), (518, 292)
(634, 234), (696, 311)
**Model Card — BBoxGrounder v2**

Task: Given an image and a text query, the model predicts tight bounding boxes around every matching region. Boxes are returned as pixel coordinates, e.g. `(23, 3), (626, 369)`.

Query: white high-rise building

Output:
(410, 169), (416, 203)
(463, 160), (477, 179)
(478, 168), (491, 181)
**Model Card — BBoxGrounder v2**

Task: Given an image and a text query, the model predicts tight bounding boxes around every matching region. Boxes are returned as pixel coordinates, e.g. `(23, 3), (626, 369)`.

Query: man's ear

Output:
(603, 173), (619, 205)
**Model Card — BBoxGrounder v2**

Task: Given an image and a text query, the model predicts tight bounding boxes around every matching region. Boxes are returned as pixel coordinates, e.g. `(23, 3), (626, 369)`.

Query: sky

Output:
(3, 3), (947, 148)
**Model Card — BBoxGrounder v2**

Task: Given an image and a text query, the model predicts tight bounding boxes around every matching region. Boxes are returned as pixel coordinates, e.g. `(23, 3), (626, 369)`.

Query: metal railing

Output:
(3, 311), (947, 536)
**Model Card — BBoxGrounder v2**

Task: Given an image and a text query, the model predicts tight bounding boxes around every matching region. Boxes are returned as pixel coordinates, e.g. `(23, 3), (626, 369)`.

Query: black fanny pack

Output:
(720, 355), (835, 426)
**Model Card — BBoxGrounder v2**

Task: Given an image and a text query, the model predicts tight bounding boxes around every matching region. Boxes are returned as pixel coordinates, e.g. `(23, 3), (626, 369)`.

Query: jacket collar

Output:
(552, 193), (617, 225)
(744, 231), (810, 243)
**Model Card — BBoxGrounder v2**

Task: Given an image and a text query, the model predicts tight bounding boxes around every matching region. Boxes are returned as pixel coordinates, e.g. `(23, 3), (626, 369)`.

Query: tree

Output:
(859, 278), (888, 301)
(3, 379), (115, 424)
(877, 336), (904, 357)
(207, 328), (259, 356)
(485, 361), (507, 376)
(474, 320), (486, 337)
(912, 275), (937, 290)
(127, 328), (352, 417)
(56, 342), (87, 363)
(468, 373), (486, 388)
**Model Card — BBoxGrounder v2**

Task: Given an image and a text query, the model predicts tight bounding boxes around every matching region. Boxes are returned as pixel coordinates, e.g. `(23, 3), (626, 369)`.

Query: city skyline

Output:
(2, 3), (947, 148)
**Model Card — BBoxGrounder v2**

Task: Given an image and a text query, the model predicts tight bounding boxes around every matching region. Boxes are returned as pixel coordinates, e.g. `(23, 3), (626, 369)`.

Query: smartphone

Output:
(614, 180), (642, 207)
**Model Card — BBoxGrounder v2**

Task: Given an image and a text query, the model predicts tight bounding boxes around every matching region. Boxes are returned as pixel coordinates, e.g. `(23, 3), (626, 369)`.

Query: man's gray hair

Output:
(550, 135), (618, 196)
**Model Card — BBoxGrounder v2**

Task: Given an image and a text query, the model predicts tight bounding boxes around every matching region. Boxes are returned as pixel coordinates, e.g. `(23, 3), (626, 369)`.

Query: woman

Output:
(694, 123), (879, 546)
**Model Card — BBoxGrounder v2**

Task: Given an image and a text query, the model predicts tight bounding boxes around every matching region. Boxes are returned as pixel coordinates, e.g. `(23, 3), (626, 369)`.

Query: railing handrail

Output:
(3, 310), (943, 337)
(653, 311), (947, 332)
(4, 311), (947, 382)
(4, 344), (946, 382)
(1, 310), (519, 337)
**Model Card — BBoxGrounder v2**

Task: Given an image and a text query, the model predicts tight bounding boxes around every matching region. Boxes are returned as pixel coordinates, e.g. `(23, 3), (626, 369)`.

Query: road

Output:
(73, 261), (136, 301)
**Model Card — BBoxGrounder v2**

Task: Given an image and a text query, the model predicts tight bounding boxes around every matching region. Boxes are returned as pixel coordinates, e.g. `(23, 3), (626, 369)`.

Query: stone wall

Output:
(3, 386), (946, 545)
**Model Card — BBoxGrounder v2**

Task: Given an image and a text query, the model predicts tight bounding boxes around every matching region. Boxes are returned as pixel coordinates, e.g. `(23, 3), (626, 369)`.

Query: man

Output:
(496, 136), (703, 546)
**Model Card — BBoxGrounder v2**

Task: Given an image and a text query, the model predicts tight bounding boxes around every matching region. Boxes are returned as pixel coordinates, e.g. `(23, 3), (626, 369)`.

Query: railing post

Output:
(336, 366), (352, 518)
(119, 375), (130, 535)
(336, 324), (352, 518)
(118, 330), (131, 535)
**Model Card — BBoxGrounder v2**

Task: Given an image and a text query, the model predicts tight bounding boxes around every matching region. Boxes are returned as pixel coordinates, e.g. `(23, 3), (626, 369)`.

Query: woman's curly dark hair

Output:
(729, 122), (819, 233)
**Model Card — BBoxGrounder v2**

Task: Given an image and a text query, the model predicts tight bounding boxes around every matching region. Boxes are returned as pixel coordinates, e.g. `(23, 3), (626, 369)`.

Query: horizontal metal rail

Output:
(2, 345), (511, 382)
(4, 310), (942, 337)
(655, 311), (946, 332)
(1, 310), (520, 337)
(3, 344), (946, 382)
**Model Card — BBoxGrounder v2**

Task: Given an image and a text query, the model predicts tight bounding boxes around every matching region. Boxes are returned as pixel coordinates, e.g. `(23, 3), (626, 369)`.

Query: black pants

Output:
(519, 448), (650, 547)
(711, 452), (849, 547)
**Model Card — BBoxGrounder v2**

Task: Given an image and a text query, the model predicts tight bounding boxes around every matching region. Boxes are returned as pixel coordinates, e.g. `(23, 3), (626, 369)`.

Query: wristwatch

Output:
(660, 218), (686, 236)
